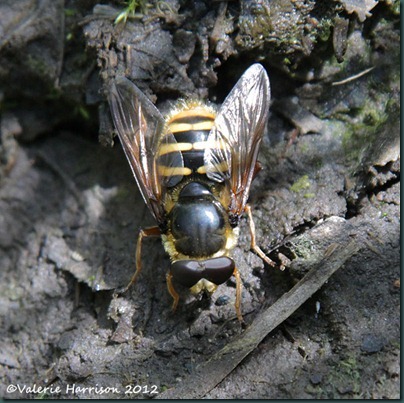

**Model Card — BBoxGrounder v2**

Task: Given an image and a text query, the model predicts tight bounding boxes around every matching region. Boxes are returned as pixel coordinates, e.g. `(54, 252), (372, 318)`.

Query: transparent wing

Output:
(204, 64), (271, 217)
(108, 76), (182, 224)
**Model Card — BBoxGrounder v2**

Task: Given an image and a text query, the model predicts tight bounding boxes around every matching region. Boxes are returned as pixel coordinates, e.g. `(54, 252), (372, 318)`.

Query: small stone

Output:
(309, 372), (323, 385)
(360, 334), (385, 353)
(338, 385), (354, 395)
(215, 295), (230, 306)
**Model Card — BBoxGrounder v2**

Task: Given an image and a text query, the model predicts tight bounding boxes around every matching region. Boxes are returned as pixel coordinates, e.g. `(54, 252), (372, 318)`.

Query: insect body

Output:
(109, 64), (273, 321)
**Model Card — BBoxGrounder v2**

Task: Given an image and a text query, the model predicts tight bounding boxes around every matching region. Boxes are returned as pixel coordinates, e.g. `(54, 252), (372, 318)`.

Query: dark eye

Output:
(171, 257), (235, 288)
(203, 257), (235, 285)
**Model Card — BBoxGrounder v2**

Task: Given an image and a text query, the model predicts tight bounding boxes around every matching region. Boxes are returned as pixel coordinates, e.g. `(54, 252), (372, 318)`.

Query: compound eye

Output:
(170, 260), (204, 288)
(171, 257), (235, 288)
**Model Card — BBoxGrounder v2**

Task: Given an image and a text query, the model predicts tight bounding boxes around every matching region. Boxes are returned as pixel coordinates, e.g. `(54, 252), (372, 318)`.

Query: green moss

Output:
(236, 2), (340, 72)
(317, 18), (333, 42)
(87, 275), (96, 286)
(389, 0), (400, 15)
(298, 141), (309, 154)
(64, 8), (76, 17)
(290, 175), (311, 193)
(237, 2), (303, 54)
(327, 355), (362, 397)
(27, 54), (51, 77)
(306, 354), (366, 398)
(290, 236), (315, 260)
(341, 98), (389, 163)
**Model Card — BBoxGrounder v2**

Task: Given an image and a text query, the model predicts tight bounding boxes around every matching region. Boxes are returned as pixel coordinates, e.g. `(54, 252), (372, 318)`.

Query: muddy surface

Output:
(0, 0), (400, 399)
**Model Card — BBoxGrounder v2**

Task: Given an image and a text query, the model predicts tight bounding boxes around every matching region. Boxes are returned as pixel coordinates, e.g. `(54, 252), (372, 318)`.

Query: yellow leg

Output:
(233, 267), (244, 323)
(119, 226), (161, 293)
(166, 271), (180, 312)
(245, 204), (275, 267)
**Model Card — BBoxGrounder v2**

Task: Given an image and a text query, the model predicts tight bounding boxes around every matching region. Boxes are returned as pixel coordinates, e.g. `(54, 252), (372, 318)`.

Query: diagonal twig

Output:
(156, 240), (360, 399)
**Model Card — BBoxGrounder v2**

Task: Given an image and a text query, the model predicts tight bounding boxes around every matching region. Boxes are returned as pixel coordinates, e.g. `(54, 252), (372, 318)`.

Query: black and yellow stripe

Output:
(157, 107), (228, 185)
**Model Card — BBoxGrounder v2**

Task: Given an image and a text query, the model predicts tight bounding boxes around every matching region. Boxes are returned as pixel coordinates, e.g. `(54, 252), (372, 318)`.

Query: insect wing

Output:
(109, 77), (178, 223)
(204, 64), (271, 217)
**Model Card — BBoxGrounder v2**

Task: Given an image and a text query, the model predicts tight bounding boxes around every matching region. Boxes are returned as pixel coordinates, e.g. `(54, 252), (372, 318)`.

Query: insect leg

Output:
(166, 271), (180, 312)
(120, 226), (161, 293)
(245, 204), (275, 267)
(233, 267), (244, 323)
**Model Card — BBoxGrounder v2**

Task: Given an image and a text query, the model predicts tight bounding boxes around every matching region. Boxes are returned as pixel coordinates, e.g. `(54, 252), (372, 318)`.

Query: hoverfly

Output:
(108, 64), (273, 321)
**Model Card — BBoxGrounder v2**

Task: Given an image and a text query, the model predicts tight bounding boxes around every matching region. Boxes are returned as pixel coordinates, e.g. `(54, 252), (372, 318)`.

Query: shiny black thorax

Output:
(168, 181), (227, 258)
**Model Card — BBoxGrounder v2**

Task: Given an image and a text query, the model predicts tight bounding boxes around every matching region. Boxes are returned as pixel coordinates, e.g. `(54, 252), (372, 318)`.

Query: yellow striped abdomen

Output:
(157, 106), (227, 184)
